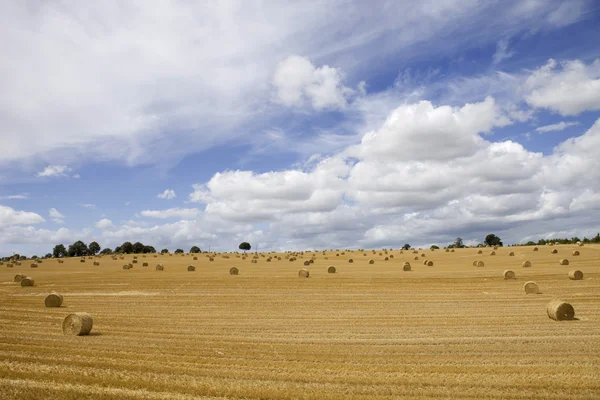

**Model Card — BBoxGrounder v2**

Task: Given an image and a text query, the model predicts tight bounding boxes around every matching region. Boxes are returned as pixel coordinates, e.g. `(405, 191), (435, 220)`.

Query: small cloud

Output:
(36, 165), (72, 178)
(95, 218), (115, 230)
(72, 174), (81, 179)
(535, 121), (580, 133)
(492, 38), (514, 64)
(140, 207), (200, 219)
(157, 189), (177, 200)
(124, 201), (131, 206)
(49, 208), (65, 224)
(78, 203), (97, 209)
(0, 194), (28, 200)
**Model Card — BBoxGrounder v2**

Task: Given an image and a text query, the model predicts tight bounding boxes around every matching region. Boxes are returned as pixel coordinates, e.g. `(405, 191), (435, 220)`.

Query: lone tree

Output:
(430, 245), (439, 250)
(484, 234), (503, 247)
(190, 246), (201, 253)
(160, 248), (169, 254)
(454, 237), (464, 248)
(89, 241), (101, 255)
(100, 248), (112, 255)
(53, 244), (67, 258)
(239, 242), (251, 253)
(174, 249), (184, 254)
(68, 241), (89, 257)
(402, 244), (411, 250)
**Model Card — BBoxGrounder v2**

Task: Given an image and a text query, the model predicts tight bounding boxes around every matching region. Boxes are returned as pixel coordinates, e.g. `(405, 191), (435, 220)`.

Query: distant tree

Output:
(174, 249), (184, 254)
(19, 255), (26, 260)
(120, 242), (134, 254)
(190, 246), (201, 253)
(239, 242), (251, 253)
(132, 242), (145, 254)
(68, 241), (89, 257)
(53, 244), (67, 258)
(89, 241), (101, 255)
(583, 237), (590, 243)
(114, 246), (122, 253)
(44, 253), (52, 258)
(100, 248), (112, 255)
(402, 244), (411, 250)
(160, 248), (169, 254)
(571, 237), (581, 243)
(430, 245), (439, 250)
(143, 245), (156, 254)
(31, 255), (38, 259)
(454, 237), (464, 248)
(525, 241), (536, 246)
(593, 233), (600, 243)
(484, 234), (503, 247)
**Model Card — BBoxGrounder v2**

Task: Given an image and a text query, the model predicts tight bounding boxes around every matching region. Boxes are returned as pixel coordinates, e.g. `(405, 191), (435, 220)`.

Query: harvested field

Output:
(1, 244), (600, 399)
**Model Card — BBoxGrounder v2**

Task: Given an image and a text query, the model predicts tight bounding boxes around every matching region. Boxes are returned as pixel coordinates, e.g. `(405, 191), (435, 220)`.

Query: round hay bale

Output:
(336, 253), (339, 256)
(156, 264), (164, 271)
(508, 252), (515, 256)
(523, 281), (539, 294)
(62, 312), (93, 335)
(450, 249), (455, 252)
(503, 270), (516, 280)
(559, 259), (569, 265)
(277, 257), (281, 260)
(327, 266), (336, 274)
(303, 260), (310, 266)
(403, 262), (411, 271)
(187, 265), (196, 271)
(133, 256), (138, 259)
(489, 251), (496, 256)
(142, 262), (148, 267)
(363, 253), (367, 256)
(266, 258), (272, 262)
(122, 264), (131, 270)
(426, 260), (433, 266)
(476, 261), (484, 268)
(209, 257), (214, 261)
(45, 293), (63, 307)
(568, 270), (583, 280)
(420, 253), (425, 257)
(445, 249), (449, 252)
(472, 260), (478, 266)
(551, 249), (558, 254)
(572, 250), (580, 256)
(547, 299), (575, 321)
(477, 250), (483, 254)
(423, 259), (428, 265)
(493, 246), (498, 250)
(7, 263), (14, 268)
(368, 259), (374, 264)
(14, 274), (26, 282)
(93, 261), (100, 266)
(308, 259), (314, 264)
(298, 269), (309, 278)
(578, 242), (584, 247)
(20, 277), (34, 287)
(533, 247), (538, 251)
(132, 260), (138, 264)
(389, 254), (394, 258)
(348, 258), (353, 263)
(229, 267), (239, 275)
(193, 256), (198, 260)
(522, 261), (532, 268)
(79, 259), (85, 263)
(31, 263), (38, 268)
(413, 256), (419, 260)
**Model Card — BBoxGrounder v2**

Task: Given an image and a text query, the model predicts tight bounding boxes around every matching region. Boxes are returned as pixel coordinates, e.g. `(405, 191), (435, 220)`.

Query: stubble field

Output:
(1, 244), (599, 399)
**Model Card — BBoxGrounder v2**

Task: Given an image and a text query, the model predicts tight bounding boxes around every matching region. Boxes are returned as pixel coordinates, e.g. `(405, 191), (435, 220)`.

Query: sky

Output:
(1, 0), (600, 256)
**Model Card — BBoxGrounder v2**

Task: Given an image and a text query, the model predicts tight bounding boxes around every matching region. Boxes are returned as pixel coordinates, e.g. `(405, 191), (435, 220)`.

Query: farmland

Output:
(1, 245), (600, 399)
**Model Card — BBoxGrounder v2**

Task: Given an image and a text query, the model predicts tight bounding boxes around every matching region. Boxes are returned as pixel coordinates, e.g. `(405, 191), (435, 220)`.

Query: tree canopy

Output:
(239, 242), (251, 251)
(484, 234), (503, 247)
(89, 241), (101, 255)
(402, 244), (411, 250)
(190, 246), (201, 253)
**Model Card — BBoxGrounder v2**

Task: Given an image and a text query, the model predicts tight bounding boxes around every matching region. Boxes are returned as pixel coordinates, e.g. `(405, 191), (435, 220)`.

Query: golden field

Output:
(1, 245), (600, 399)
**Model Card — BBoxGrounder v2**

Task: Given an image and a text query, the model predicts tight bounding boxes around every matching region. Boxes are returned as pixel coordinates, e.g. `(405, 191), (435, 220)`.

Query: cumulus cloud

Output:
(273, 55), (357, 110)
(95, 218), (115, 230)
(157, 189), (177, 200)
(535, 121), (580, 133)
(0, 205), (45, 227)
(140, 208), (201, 219)
(48, 208), (65, 224)
(0, 194), (28, 200)
(36, 165), (72, 178)
(524, 58), (600, 115)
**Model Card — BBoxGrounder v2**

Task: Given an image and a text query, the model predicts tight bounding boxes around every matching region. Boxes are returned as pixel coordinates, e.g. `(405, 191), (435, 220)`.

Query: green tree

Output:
(160, 248), (169, 254)
(430, 245), (439, 250)
(402, 244), (411, 250)
(454, 237), (464, 248)
(68, 240), (89, 257)
(44, 253), (52, 258)
(484, 234), (503, 247)
(239, 242), (251, 253)
(190, 246), (201, 253)
(143, 245), (156, 253)
(89, 241), (101, 255)
(31, 255), (38, 259)
(132, 242), (145, 254)
(174, 249), (184, 254)
(100, 248), (113, 255)
(120, 242), (133, 254)
(53, 244), (67, 258)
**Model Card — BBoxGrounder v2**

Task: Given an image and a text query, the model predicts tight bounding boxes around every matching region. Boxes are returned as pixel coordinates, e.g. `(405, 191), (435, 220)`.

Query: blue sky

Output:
(1, 0), (600, 256)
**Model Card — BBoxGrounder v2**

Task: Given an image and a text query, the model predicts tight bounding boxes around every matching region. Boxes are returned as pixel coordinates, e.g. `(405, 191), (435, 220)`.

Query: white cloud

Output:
(492, 38), (514, 64)
(0, 205), (45, 227)
(79, 203), (97, 209)
(157, 189), (177, 200)
(48, 208), (65, 224)
(524, 58), (600, 115)
(273, 55), (356, 110)
(95, 218), (115, 230)
(36, 165), (72, 178)
(72, 174), (81, 179)
(535, 121), (580, 133)
(0, 194), (28, 200)
(140, 208), (201, 219)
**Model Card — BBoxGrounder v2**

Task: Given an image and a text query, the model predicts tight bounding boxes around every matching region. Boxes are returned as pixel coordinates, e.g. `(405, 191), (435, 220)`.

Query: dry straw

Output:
(472, 260), (478, 266)
(489, 251), (496, 256)
(142, 262), (148, 267)
(31, 263), (38, 268)
(403, 262), (411, 271)
(156, 264), (164, 271)
(93, 261), (100, 266)
(547, 299), (575, 321)
(187, 265), (195, 271)
(348, 258), (353, 263)
(508, 252), (515, 256)
(426, 260), (434, 266)
(477, 250), (483, 254)
(62, 312), (93, 335)
(328, 266), (336, 274)
(45, 293), (63, 307)
(298, 269), (310, 278)
(551, 249), (558, 254)
(303, 260), (310, 266)
(413, 256), (419, 260)
(533, 247), (538, 251)
(451, 249), (455, 252)
(522, 261), (532, 268)
(503, 270), (516, 279)
(14, 274), (26, 282)
(568, 270), (583, 280)
(21, 277), (34, 286)
(123, 265), (131, 270)
(369, 259), (375, 264)
(572, 250), (580, 256)
(80, 259), (85, 263)
(230, 267), (239, 275)
(193, 257), (198, 260)
(559, 259), (569, 265)
(476, 261), (484, 268)
(523, 281), (540, 294)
